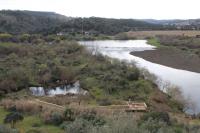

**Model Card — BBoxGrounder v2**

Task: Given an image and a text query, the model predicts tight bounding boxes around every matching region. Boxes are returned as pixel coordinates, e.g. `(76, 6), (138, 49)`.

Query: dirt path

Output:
(31, 99), (65, 111)
(4, 98), (199, 125)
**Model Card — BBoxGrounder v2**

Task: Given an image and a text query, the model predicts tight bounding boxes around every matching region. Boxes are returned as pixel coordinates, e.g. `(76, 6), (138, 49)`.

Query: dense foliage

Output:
(0, 10), (69, 34)
(0, 40), (145, 100)
(62, 111), (200, 133)
(52, 17), (164, 35)
(0, 39), (182, 112)
(0, 10), (166, 35)
(156, 35), (200, 57)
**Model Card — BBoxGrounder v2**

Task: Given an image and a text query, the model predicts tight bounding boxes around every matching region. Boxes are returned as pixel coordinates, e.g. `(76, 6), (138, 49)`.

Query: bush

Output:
(97, 98), (112, 106)
(140, 112), (171, 125)
(1, 99), (42, 114)
(59, 121), (71, 129)
(0, 79), (17, 93)
(46, 112), (63, 126)
(7, 106), (17, 112)
(64, 108), (75, 121)
(32, 123), (41, 127)
(64, 118), (93, 133)
(19, 34), (31, 43)
(4, 112), (24, 128)
(0, 125), (12, 133)
(79, 110), (106, 126)
(127, 69), (140, 81)
(0, 33), (13, 42)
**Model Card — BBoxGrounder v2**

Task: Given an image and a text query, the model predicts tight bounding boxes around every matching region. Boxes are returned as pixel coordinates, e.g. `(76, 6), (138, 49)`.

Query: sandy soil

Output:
(131, 47), (200, 73)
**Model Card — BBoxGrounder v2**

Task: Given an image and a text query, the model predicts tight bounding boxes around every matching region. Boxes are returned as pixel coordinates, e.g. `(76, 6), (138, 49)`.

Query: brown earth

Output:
(130, 47), (200, 73)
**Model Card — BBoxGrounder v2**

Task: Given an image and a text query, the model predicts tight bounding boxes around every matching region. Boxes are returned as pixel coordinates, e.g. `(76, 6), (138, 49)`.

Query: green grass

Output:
(0, 107), (9, 124)
(147, 37), (161, 47)
(0, 107), (64, 133)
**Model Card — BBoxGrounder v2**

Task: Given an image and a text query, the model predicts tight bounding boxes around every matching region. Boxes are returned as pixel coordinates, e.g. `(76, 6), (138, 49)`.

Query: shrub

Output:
(139, 118), (169, 133)
(32, 123), (41, 127)
(87, 114), (141, 133)
(50, 112), (63, 126)
(0, 33), (13, 42)
(59, 121), (71, 129)
(0, 125), (12, 133)
(64, 118), (93, 133)
(127, 69), (140, 81)
(140, 112), (171, 125)
(97, 98), (112, 106)
(19, 34), (31, 43)
(7, 106), (17, 112)
(79, 110), (106, 126)
(0, 79), (17, 93)
(0, 99), (15, 109)
(51, 66), (76, 84)
(15, 100), (41, 114)
(4, 112), (24, 128)
(64, 108), (75, 121)
(1, 99), (41, 114)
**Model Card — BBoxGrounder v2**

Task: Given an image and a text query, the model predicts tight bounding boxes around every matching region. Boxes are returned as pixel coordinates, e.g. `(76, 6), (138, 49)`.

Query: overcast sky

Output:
(0, 0), (199, 20)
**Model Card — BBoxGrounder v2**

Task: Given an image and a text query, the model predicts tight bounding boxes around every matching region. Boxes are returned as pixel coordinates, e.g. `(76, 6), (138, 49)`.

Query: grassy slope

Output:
(0, 39), (200, 132)
(0, 107), (63, 133)
(147, 37), (162, 47)
(0, 41), (184, 111)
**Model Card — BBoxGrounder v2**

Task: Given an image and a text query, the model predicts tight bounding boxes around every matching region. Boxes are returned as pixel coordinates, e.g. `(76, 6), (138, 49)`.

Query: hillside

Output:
(52, 17), (164, 35)
(143, 19), (200, 30)
(0, 10), (165, 35)
(0, 39), (199, 133)
(0, 10), (71, 34)
(1, 10), (200, 35)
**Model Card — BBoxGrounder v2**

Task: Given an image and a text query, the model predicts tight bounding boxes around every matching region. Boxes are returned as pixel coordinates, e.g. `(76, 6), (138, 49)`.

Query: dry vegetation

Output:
(2, 98), (200, 133)
(0, 99), (63, 114)
(126, 30), (200, 39)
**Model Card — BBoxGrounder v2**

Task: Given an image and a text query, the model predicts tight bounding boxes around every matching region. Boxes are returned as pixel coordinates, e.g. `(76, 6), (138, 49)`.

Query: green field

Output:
(0, 107), (63, 133)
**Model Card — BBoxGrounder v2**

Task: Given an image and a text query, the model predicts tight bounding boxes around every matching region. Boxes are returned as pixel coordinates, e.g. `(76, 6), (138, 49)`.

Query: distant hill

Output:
(142, 19), (200, 30)
(141, 19), (183, 25)
(166, 19), (200, 26)
(0, 10), (71, 34)
(52, 17), (164, 35)
(0, 10), (166, 35)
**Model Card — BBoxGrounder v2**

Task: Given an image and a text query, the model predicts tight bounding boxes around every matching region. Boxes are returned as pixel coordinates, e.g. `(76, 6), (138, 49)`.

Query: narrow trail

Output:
(30, 98), (128, 113)
(31, 99), (66, 111)
(31, 98), (146, 113)
(19, 99), (199, 125)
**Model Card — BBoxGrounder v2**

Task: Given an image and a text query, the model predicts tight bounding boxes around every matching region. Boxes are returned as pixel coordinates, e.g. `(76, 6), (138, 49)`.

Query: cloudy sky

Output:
(0, 0), (199, 19)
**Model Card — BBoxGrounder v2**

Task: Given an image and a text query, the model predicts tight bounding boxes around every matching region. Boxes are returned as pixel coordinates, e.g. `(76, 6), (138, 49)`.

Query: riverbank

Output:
(131, 47), (200, 73)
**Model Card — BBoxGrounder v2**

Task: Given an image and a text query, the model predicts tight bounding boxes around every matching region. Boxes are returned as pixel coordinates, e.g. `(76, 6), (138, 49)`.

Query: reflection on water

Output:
(79, 40), (200, 113)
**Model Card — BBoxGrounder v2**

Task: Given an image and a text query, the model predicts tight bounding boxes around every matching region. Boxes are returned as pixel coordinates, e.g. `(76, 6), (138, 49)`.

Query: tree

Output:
(64, 108), (75, 121)
(4, 112), (24, 128)
(127, 69), (140, 81)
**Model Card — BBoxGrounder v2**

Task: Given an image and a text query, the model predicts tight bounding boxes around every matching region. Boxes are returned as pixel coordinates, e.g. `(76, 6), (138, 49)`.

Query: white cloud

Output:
(0, 0), (199, 19)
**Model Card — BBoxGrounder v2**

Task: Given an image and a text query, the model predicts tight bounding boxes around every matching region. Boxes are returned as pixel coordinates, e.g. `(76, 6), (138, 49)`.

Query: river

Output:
(79, 40), (200, 113)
